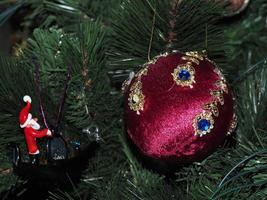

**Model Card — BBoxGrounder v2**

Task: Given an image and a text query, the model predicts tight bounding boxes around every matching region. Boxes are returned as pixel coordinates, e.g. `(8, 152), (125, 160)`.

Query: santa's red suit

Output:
(19, 95), (51, 155)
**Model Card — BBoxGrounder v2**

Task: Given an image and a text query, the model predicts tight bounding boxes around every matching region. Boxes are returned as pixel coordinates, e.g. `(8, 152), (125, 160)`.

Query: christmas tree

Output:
(0, 0), (266, 199)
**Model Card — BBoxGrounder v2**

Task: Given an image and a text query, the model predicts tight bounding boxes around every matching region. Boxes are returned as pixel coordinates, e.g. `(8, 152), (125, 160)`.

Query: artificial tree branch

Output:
(166, 0), (182, 52)
(81, 50), (95, 121)
(56, 64), (73, 129)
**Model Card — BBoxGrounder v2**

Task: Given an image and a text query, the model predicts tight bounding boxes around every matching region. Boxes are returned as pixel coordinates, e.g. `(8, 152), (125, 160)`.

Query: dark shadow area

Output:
(0, 142), (98, 200)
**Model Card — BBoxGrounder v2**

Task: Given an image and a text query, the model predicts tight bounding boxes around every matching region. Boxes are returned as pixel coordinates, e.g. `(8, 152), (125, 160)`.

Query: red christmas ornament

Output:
(124, 51), (237, 165)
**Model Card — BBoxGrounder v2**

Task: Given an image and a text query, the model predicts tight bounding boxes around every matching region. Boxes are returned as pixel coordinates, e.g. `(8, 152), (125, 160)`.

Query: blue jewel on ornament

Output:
(172, 64), (195, 88)
(193, 111), (214, 136)
(198, 119), (211, 131)
(178, 69), (191, 81)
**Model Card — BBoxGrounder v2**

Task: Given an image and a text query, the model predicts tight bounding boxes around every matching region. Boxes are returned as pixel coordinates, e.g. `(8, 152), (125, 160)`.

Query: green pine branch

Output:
(109, 0), (225, 72)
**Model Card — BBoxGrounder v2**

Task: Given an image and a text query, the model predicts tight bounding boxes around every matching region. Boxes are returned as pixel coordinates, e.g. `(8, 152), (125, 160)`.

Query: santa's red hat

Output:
(19, 95), (32, 128)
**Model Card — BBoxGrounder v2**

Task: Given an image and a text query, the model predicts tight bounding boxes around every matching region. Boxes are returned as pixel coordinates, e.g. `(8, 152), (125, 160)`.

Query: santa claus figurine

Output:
(19, 95), (52, 164)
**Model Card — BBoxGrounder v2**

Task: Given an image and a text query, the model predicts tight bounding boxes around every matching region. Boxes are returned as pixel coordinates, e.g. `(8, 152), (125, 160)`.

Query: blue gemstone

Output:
(198, 119), (211, 132)
(178, 69), (191, 81)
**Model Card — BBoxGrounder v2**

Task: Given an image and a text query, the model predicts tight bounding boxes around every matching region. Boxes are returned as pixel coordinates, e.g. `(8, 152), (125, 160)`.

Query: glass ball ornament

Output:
(123, 51), (237, 167)
(82, 124), (101, 142)
(221, 0), (250, 17)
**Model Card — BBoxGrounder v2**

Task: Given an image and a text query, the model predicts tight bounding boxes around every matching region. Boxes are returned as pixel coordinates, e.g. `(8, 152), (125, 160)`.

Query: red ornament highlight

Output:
(124, 51), (236, 165)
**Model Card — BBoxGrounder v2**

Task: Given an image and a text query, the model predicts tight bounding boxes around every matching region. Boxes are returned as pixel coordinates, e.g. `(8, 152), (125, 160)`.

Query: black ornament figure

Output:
(46, 129), (68, 162)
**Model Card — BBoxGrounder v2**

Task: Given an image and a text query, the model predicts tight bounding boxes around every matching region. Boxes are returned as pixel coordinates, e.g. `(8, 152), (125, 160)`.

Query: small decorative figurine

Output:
(10, 60), (99, 184)
(19, 95), (52, 164)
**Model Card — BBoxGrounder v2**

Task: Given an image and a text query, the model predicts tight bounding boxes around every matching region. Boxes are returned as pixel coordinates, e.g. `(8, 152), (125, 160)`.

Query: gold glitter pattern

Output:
(193, 56), (235, 136)
(182, 56), (200, 65)
(227, 113), (238, 135)
(210, 90), (225, 106)
(185, 51), (205, 61)
(203, 102), (219, 117)
(128, 81), (145, 115)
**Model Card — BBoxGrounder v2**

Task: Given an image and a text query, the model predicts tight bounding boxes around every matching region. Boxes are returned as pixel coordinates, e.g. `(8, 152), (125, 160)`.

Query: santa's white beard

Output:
(29, 119), (40, 130)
